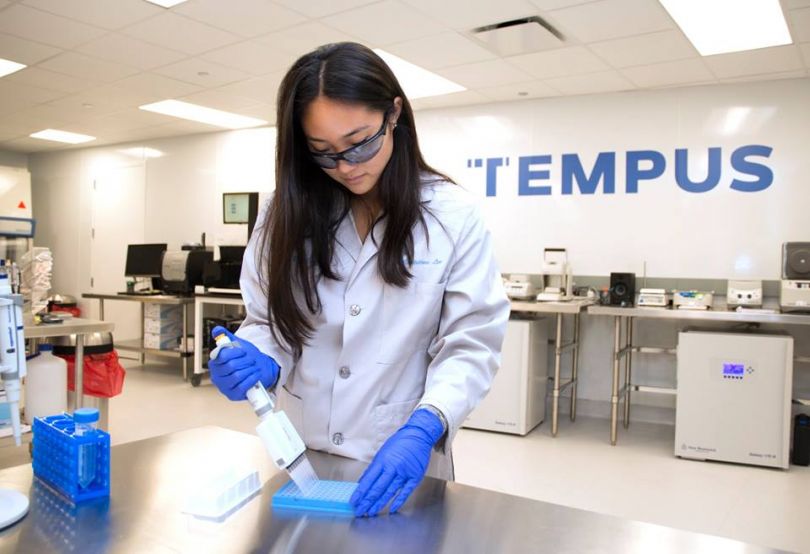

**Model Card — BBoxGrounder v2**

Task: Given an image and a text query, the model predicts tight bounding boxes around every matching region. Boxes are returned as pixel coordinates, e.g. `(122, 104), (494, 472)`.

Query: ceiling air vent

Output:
(472, 16), (564, 57)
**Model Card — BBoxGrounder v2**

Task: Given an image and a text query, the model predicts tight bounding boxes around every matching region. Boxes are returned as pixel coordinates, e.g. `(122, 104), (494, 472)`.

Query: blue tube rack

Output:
(32, 413), (111, 503)
(273, 480), (357, 515)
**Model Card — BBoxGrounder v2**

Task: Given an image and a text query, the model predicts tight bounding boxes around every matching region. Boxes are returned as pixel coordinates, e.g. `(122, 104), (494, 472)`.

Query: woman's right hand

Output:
(208, 327), (280, 401)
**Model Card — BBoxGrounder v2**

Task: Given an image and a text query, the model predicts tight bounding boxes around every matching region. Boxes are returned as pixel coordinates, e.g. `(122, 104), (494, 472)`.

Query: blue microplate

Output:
(272, 480), (357, 516)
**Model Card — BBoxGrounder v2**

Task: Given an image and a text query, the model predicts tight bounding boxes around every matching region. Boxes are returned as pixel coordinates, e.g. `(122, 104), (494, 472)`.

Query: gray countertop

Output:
(588, 301), (810, 325)
(0, 427), (789, 553)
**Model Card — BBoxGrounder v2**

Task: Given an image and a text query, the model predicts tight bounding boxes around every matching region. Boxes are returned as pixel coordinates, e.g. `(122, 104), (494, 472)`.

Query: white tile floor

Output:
(4, 360), (809, 553)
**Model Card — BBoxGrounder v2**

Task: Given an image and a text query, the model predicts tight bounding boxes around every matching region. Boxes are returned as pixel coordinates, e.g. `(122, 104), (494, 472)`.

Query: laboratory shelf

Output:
(114, 339), (193, 358)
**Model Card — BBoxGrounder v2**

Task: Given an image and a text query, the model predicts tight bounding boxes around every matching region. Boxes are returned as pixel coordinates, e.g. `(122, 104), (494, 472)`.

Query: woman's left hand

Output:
(350, 409), (444, 517)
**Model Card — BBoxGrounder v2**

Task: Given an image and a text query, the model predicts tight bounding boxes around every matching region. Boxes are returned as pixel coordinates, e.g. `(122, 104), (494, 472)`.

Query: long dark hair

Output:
(260, 42), (451, 358)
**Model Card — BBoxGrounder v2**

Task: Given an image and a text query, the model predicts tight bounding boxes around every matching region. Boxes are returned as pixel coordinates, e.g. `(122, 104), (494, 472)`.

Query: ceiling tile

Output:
(438, 59), (534, 89)
(213, 74), (284, 104)
(800, 42), (810, 66)
(79, 109), (175, 133)
(39, 52), (140, 83)
(322, 1), (447, 46)
(201, 40), (293, 75)
(401, 0), (540, 31)
(153, 57), (251, 87)
(177, 89), (260, 112)
(76, 33), (187, 71)
(43, 91), (132, 120)
(0, 1), (10, 10)
(528, 0), (593, 9)
(174, 0), (305, 38)
(236, 102), (276, 123)
(718, 69), (808, 84)
(1, 137), (66, 152)
(508, 45), (609, 78)
(0, 104), (78, 131)
(105, 73), (202, 102)
(620, 58), (715, 88)
(273, 0), (378, 19)
(122, 12), (241, 56)
(410, 89), (490, 110)
(548, 0), (673, 43)
(477, 79), (559, 101)
(0, 32), (62, 65)
(387, 32), (498, 69)
(0, 4), (106, 49)
(5, 66), (99, 94)
(704, 45), (804, 79)
(589, 30), (698, 69)
(21, 0), (161, 30)
(0, 81), (64, 116)
(256, 21), (357, 59)
(788, 7), (810, 42)
(544, 69), (634, 95)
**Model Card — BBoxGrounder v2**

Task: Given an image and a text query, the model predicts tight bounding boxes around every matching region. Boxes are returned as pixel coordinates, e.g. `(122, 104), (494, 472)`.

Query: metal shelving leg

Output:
(611, 316), (621, 445)
(623, 317), (633, 429)
(570, 313), (580, 422)
(551, 313), (563, 437)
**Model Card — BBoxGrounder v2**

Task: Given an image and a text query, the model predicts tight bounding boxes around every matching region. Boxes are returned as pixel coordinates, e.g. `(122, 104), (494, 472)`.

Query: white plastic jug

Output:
(24, 344), (67, 424)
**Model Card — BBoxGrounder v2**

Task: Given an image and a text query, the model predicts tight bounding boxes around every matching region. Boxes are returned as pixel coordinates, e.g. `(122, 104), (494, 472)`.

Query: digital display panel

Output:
(722, 363), (745, 376)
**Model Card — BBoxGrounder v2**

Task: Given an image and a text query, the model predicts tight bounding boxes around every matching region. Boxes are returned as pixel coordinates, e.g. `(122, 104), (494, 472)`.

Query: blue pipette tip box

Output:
(272, 480), (357, 516)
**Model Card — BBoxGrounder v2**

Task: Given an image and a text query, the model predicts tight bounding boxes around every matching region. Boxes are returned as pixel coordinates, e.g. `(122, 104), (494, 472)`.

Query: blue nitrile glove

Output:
(208, 326), (280, 401)
(350, 408), (445, 517)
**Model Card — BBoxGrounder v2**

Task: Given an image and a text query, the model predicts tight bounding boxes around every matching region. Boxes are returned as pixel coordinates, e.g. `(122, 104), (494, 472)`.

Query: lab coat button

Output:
(349, 304), (361, 316)
(339, 366), (351, 379)
(332, 433), (344, 445)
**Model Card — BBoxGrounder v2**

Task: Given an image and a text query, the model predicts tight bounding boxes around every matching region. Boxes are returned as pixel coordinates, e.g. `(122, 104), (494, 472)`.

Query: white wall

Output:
(0, 151), (27, 170)
(28, 78), (810, 420)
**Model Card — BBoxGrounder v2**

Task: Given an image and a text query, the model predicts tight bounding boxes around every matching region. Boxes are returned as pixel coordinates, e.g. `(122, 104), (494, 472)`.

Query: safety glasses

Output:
(309, 111), (390, 169)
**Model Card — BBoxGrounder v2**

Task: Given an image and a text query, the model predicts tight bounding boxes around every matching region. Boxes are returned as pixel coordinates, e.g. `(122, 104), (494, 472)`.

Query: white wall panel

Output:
(416, 78), (810, 279)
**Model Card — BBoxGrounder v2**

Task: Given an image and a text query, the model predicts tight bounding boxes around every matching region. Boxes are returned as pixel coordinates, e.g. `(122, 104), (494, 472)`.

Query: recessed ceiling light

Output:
(144, 0), (189, 7)
(119, 147), (164, 159)
(0, 58), (26, 79)
(139, 100), (268, 129)
(373, 49), (465, 100)
(659, 0), (792, 56)
(30, 129), (96, 144)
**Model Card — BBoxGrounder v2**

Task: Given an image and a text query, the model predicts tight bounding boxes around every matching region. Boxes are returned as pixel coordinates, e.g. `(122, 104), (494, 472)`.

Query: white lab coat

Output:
(236, 178), (510, 480)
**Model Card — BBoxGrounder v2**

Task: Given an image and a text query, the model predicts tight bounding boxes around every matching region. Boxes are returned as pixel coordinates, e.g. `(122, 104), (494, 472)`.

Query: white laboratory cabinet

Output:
(464, 317), (547, 435)
(675, 329), (794, 469)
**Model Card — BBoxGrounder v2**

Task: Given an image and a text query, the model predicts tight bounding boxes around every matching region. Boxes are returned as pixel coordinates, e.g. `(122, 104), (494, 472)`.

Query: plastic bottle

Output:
(24, 344), (68, 425)
(74, 407), (99, 489)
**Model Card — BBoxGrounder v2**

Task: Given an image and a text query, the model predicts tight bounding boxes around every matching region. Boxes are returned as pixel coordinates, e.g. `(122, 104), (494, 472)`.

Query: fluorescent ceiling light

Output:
(139, 100), (268, 129)
(0, 58), (26, 79)
(119, 147), (164, 159)
(373, 49), (465, 99)
(144, 0), (189, 7)
(659, 0), (792, 56)
(30, 129), (96, 144)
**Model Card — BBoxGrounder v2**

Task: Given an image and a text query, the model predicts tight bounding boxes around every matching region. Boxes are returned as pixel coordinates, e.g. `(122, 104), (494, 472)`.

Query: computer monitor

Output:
(125, 243), (167, 277)
(223, 193), (251, 224)
(218, 245), (246, 264)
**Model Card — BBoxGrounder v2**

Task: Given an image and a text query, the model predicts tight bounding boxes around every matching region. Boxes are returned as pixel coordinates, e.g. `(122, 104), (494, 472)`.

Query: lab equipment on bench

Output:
(211, 332), (318, 495)
(32, 409), (111, 502)
(463, 316), (547, 435)
(637, 288), (668, 307)
(503, 273), (543, 300)
(124, 243), (166, 292)
(780, 242), (810, 312)
(793, 414), (810, 466)
(183, 466), (262, 520)
(536, 248), (572, 302)
(273, 480), (357, 515)
(726, 279), (762, 308)
(675, 329), (793, 469)
(161, 249), (213, 295)
(672, 290), (713, 310)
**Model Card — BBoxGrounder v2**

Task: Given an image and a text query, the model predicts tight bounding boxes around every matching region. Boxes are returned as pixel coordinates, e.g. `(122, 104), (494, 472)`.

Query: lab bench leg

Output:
(182, 303), (189, 381)
(75, 334), (84, 410)
(139, 303), (145, 366)
(610, 316), (621, 445)
(551, 313), (563, 437)
(623, 317), (633, 429)
(570, 313), (580, 422)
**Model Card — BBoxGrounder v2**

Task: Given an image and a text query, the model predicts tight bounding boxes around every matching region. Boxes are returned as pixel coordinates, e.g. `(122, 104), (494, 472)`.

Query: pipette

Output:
(211, 332), (318, 495)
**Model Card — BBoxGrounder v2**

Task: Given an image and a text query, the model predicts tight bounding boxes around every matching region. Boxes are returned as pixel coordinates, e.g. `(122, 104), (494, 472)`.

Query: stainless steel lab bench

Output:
(0, 426), (787, 553)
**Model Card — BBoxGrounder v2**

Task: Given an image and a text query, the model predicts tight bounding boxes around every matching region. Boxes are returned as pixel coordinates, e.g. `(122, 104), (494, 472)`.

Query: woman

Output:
(209, 42), (509, 517)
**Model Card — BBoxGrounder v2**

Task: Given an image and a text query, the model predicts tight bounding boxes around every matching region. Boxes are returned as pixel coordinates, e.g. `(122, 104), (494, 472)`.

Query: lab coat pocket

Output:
(377, 281), (445, 365)
(372, 398), (421, 449)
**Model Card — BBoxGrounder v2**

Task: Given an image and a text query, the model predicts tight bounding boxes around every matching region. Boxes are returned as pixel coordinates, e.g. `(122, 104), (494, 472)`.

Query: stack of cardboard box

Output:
(143, 304), (182, 350)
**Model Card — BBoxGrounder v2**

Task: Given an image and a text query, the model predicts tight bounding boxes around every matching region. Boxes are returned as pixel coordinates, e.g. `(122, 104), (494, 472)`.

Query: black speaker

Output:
(793, 414), (810, 466)
(783, 242), (810, 280)
(609, 273), (635, 307)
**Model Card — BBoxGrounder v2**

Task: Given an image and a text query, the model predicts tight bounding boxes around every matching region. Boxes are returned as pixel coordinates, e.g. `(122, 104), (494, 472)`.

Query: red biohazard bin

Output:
(52, 333), (126, 398)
